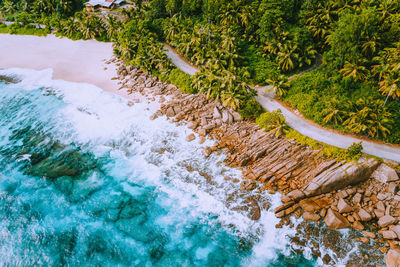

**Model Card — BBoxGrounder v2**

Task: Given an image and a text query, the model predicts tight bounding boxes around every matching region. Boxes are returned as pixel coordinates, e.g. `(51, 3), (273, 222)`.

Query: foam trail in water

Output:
(0, 67), (316, 266)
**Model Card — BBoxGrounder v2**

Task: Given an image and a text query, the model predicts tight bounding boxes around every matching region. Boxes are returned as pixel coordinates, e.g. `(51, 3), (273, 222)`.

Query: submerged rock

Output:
(0, 74), (20, 83)
(186, 134), (196, 142)
(27, 148), (98, 179)
(54, 176), (74, 195)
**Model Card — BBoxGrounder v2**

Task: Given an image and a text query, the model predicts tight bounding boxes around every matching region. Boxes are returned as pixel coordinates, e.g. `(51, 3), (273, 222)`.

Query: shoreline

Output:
(2, 33), (398, 265)
(0, 34), (132, 100)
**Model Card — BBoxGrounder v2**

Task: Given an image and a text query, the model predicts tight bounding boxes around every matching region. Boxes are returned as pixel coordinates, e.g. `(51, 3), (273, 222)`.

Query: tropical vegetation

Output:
(256, 109), (289, 138)
(1, 0), (399, 144)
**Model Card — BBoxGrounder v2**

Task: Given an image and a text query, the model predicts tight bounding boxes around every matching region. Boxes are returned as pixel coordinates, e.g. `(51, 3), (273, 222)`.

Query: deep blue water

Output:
(0, 68), (317, 266)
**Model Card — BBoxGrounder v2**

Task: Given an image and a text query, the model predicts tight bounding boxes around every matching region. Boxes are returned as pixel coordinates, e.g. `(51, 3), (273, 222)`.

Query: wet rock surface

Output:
(0, 74), (21, 83)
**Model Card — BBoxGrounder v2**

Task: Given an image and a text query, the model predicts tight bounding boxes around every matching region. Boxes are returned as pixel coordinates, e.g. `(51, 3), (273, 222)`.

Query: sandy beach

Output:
(0, 34), (125, 96)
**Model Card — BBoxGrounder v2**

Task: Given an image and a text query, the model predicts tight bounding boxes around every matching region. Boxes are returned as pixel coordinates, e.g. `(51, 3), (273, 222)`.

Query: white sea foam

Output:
(2, 67), (366, 266)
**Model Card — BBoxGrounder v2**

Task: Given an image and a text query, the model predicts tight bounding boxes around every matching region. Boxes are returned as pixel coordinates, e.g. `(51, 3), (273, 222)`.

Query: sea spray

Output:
(0, 68), (316, 266)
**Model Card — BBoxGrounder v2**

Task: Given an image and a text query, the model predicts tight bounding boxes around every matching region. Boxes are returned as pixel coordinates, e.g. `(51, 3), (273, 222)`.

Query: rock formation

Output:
(112, 58), (400, 265)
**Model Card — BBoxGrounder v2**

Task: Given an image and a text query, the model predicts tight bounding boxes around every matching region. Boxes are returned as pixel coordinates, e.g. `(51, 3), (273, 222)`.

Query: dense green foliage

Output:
(0, 0), (115, 40)
(238, 98), (265, 120)
(113, 17), (173, 73)
(256, 109), (289, 137)
(1, 0), (399, 144)
(163, 68), (196, 94)
(283, 0), (400, 143)
(0, 0), (84, 17)
(144, 0), (400, 144)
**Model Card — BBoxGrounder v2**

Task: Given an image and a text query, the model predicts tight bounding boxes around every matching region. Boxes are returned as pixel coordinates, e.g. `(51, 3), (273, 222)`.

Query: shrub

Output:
(256, 109), (289, 137)
(238, 97), (265, 120)
(15, 12), (35, 25)
(346, 142), (363, 160)
(167, 68), (196, 94)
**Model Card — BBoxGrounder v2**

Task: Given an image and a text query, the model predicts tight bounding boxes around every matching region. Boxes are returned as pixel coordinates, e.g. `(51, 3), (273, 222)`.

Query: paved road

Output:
(164, 44), (198, 75)
(163, 45), (400, 162)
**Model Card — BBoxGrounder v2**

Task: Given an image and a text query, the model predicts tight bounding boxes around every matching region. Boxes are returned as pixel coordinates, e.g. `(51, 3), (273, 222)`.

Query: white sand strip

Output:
(0, 34), (123, 94)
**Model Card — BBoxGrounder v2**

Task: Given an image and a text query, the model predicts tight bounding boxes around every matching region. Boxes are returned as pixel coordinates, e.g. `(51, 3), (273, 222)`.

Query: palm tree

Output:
(17, 0), (30, 12)
(58, 0), (72, 15)
(63, 17), (76, 37)
(191, 72), (207, 93)
(121, 7), (136, 22)
(331, 0), (361, 14)
(299, 45), (317, 68)
(377, 0), (398, 21)
(164, 15), (180, 42)
(266, 75), (289, 97)
(222, 49), (239, 70)
(220, 70), (236, 91)
(221, 91), (240, 110)
(373, 45), (400, 102)
(304, 2), (335, 49)
(115, 38), (137, 61)
(221, 33), (235, 52)
(344, 98), (393, 138)
(257, 109), (290, 138)
(361, 40), (378, 58)
(339, 60), (369, 82)
(219, 3), (240, 26)
(79, 15), (98, 39)
(105, 15), (121, 41)
(2, 0), (16, 13)
(379, 73), (400, 99)
(276, 44), (299, 72)
(238, 5), (253, 29)
(322, 98), (348, 125)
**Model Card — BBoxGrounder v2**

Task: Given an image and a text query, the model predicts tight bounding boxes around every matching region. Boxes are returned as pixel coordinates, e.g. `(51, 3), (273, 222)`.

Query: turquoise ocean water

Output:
(0, 68), (318, 266)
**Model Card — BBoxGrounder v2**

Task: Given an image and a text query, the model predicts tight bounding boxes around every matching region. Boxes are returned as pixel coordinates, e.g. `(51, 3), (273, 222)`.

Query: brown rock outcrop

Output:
(379, 215), (397, 228)
(391, 225), (400, 239)
(303, 211), (321, 222)
(301, 158), (379, 200)
(337, 198), (353, 213)
(386, 248), (400, 267)
(324, 209), (351, 229)
(382, 230), (398, 240)
(358, 208), (372, 221)
(372, 164), (399, 183)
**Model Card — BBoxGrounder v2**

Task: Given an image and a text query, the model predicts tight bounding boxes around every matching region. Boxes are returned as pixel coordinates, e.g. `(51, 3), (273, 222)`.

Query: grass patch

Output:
(286, 129), (364, 161)
(0, 23), (50, 36)
(165, 68), (196, 94)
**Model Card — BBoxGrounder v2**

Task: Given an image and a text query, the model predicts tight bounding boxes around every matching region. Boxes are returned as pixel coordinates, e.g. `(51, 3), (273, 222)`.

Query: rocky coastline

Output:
(110, 57), (400, 266)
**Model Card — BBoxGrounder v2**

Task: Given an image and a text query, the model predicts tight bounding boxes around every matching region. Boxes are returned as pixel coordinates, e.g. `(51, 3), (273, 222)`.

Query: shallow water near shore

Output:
(0, 68), (320, 266)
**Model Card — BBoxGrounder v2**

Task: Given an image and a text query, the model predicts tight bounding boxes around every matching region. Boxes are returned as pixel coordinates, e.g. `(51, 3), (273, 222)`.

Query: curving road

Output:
(163, 45), (400, 162)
